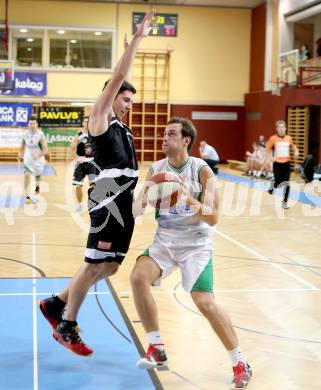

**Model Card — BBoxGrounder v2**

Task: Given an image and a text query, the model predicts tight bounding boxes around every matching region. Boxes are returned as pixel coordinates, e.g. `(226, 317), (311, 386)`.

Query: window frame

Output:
(8, 24), (116, 73)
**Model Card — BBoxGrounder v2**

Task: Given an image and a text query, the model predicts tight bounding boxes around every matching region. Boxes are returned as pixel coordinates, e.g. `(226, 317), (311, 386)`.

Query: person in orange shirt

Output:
(266, 120), (299, 209)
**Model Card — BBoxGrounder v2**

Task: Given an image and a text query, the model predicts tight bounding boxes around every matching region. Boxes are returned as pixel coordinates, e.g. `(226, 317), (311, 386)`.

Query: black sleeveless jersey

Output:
(76, 131), (93, 158)
(89, 116), (138, 192)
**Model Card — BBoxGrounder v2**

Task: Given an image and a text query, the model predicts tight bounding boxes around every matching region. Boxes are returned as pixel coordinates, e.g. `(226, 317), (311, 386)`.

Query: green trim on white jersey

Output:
(150, 156), (213, 238)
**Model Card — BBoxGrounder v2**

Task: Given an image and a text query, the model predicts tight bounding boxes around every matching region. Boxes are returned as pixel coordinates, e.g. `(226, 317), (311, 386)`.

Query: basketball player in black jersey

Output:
(70, 116), (96, 212)
(39, 7), (156, 356)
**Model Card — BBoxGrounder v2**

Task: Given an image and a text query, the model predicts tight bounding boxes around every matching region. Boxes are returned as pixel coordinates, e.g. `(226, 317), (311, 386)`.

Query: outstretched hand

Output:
(135, 7), (156, 38)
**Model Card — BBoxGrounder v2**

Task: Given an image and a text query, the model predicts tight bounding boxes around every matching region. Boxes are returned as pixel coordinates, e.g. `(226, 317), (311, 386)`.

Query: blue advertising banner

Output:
(0, 103), (33, 127)
(0, 72), (47, 96)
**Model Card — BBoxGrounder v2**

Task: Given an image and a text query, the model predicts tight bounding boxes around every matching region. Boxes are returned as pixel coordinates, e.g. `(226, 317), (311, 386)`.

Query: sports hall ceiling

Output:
(50, 0), (264, 9)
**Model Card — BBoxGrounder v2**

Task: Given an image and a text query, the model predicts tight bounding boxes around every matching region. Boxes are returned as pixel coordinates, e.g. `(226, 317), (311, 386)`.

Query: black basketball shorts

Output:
(73, 161), (96, 186)
(85, 188), (135, 265)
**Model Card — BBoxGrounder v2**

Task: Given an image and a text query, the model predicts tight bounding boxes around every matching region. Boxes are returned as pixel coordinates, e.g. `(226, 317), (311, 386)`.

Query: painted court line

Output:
(0, 287), (316, 298)
(32, 233), (38, 390)
(0, 291), (114, 297)
(215, 229), (319, 291)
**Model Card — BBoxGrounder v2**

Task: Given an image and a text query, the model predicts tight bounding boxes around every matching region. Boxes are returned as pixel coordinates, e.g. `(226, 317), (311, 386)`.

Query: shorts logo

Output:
(97, 241), (112, 250)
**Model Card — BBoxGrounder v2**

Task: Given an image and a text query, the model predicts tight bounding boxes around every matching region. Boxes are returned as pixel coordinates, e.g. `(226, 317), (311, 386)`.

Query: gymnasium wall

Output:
(172, 104), (245, 161)
(249, 2), (266, 92)
(3, 0), (117, 25)
(271, 0), (279, 82)
(1, 0), (251, 104)
(244, 88), (321, 161)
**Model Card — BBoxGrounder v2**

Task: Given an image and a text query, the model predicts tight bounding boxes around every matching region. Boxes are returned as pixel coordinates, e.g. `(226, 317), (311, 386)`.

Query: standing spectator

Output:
(316, 37), (321, 57)
(266, 120), (299, 209)
(199, 140), (220, 174)
(299, 44), (311, 61)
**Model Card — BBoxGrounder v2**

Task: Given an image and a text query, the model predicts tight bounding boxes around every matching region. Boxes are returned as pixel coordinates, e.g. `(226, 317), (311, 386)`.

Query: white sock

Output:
(147, 331), (164, 348)
(229, 346), (246, 366)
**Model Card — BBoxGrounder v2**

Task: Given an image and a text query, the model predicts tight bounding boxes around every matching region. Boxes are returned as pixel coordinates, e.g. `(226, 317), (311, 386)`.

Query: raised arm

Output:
(88, 7), (155, 136)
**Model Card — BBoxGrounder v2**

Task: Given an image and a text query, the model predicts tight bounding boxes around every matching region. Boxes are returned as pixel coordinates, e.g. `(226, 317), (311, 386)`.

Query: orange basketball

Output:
(147, 171), (183, 209)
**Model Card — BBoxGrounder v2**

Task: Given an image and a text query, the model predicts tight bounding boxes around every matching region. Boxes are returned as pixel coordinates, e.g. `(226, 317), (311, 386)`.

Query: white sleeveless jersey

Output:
(23, 130), (45, 175)
(23, 130), (44, 155)
(150, 157), (213, 239)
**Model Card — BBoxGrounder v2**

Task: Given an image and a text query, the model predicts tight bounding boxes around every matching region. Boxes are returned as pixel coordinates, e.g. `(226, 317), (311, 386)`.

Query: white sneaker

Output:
(230, 362), (252, 389)
(75, 203), (83, 212)
(25, 196), (38, 204)
(136, 344), (168, 369)
(282, 201), (290, 209)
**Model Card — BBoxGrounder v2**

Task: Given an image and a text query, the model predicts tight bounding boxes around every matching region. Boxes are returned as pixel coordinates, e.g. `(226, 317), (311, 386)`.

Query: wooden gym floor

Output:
(0, 161), (320, 390)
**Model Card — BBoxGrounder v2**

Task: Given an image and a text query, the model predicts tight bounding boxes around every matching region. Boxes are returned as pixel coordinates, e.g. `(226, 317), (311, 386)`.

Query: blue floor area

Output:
(0, 163), (56, 176)
(0, 278), (159, 390)
(0, 163), (56, 208)
(217, 171), (321, 207)
(0, 193), (25, 208)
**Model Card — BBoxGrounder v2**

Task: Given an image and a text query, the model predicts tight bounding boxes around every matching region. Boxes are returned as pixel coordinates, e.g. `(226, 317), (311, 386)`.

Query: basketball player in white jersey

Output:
(131, 117), (252, 389)
(18, 116), (48, 204)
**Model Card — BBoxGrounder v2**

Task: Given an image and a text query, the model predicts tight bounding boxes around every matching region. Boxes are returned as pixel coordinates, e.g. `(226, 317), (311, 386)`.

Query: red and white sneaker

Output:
(53, 321), (93, 357)
(136, 344), (168, 369)
(230, 362), (252, 389)
(39, 296), (65, 329)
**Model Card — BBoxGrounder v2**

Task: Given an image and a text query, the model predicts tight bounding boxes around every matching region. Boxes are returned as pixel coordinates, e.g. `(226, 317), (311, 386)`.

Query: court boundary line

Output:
(104, 278), (166, 389)
(0, 287), (317, 297)
(32, 232), (38, 390)
(215, 229), (319, 291)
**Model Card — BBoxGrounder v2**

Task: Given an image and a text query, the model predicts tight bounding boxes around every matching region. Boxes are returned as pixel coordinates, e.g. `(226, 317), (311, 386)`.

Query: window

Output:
(0, 26), (8, 59)
(10, 26), (114, 70)
(12, 29), (43, 67)
(49, 30), (112, 69)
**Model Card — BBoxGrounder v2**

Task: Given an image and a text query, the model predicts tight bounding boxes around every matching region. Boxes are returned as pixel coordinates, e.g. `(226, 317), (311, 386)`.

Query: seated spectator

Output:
(260, 150), (273, 179)
(299, 44), (311, 61)
(245, 141), (265, 177)
(199, 140), (219, 174)
(258, 135), (266, 147)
